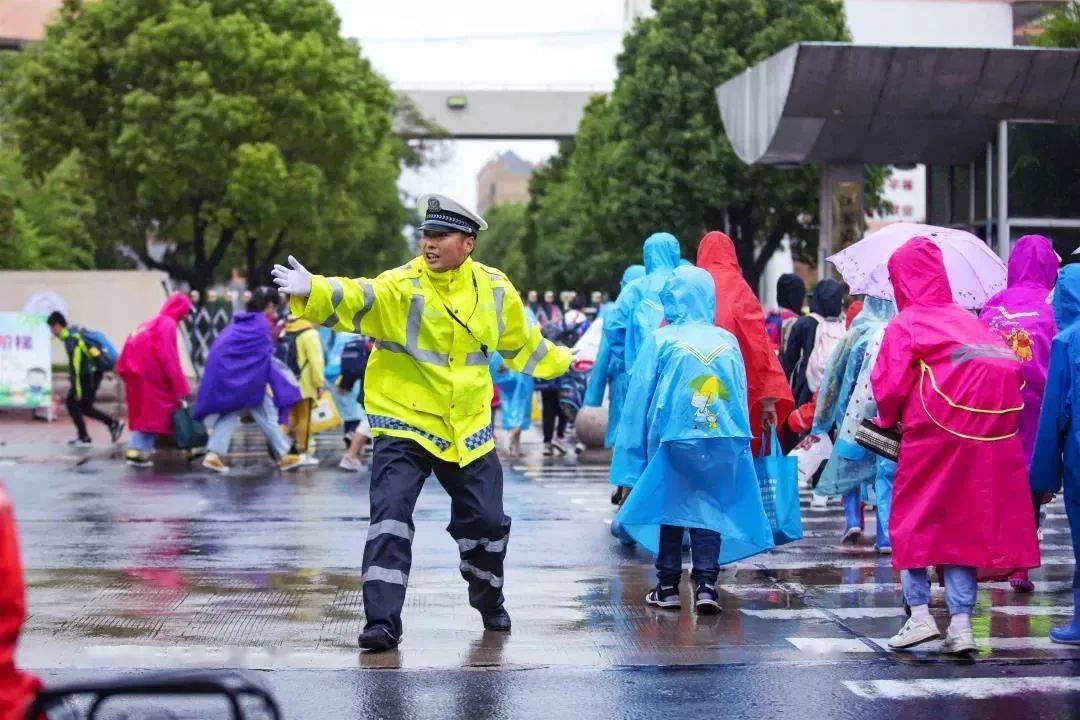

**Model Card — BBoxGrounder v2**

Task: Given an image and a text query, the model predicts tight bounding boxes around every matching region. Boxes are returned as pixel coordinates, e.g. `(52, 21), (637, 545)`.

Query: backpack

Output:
(338, 337), (369, 395)
(804, 313), (845, 393)
(274, 327), (313, 376)
(73, 326), (118, 372)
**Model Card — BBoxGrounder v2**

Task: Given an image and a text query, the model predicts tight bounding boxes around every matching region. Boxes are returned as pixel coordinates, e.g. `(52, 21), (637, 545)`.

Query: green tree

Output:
(526, 0), (884, 293)
(2, 0), (407, 291)
(473, 202), (528, 287)
(0, 145), (95, 270)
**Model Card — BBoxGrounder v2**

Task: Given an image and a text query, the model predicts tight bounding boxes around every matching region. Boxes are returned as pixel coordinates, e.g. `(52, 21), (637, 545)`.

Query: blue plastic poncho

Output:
(324, 331), (365, 424)
(1031, 264), (1080, 584)
(611, 265), (774, 563)
(607, 233), (682, 375)
(812, 297), (897, 500)
(584, 264), (646, 446)
(490, 351), (534, 430)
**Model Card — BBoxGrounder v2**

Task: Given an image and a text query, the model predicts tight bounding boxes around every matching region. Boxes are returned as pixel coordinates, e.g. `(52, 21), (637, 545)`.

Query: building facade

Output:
(475, 150), (535, 215)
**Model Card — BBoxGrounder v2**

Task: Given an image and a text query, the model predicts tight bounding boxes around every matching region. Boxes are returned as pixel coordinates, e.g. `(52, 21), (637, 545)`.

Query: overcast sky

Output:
(331, 0), (627, 212)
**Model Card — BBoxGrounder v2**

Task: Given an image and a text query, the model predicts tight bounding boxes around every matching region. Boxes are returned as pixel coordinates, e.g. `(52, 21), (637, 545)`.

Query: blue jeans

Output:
(657, 525), (721, 585)
(902, 566), (977, 615)
(843, 487), (862, 531)
(207, 395), (291, 458)
(128, 430), (157, 453)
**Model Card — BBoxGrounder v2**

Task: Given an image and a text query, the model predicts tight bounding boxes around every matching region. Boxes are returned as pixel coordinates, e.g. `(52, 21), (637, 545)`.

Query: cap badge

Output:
(427, 197), (441, 213)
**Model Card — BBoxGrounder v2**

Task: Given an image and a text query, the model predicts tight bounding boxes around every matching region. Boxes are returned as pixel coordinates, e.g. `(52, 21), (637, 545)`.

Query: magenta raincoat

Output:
(978, 234), (1058, 461)
(871, 237), (1040, 573)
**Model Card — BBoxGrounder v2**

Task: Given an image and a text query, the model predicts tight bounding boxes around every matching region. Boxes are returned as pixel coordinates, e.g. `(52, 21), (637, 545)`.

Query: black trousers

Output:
(540, 388), (567, 443)
(66, 372), (113, 440)
(362, 436), (511, 640)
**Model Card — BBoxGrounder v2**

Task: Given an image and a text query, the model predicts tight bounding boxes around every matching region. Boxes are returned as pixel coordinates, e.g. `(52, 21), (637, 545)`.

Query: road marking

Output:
(786, 637), (875, 653)
(788, 636), (1075, 654)
(742, 607), (904, 620)
(845, 676), (1080, 700)
(991, 605), (1072, 616)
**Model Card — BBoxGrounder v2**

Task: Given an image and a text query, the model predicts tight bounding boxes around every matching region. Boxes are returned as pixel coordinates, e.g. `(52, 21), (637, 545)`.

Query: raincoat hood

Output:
(661, 266), (716, 326)
(887, 236), (953, 310)
(1008, 235), (1058, 290)
(643, 233), (681, 274)
(696, 231), (741, 275)
(621, 264), (646, 289)
(1054, 264), (1080, 328)
(160, 292), (193, 322)
(777, 273), (806, 315)
(860, 295), (897, 324)
(809, 278), (843, 317)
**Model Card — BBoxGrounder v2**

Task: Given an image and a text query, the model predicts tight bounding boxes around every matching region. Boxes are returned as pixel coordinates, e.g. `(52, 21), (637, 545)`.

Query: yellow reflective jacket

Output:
(291, 256), (571, 465)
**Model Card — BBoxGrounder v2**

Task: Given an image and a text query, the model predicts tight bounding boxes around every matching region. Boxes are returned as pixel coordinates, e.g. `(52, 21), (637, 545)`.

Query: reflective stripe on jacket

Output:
(291, 256), (571, 465)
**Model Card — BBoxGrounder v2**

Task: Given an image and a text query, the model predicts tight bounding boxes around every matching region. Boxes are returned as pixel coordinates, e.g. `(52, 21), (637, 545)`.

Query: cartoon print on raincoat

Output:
(584, 264), (646, 447)
(611, 265), (774, 563)
(870, 237), (1040, 573)
(1030, 264), (1080, 587)
(979, 233), (1059, 461)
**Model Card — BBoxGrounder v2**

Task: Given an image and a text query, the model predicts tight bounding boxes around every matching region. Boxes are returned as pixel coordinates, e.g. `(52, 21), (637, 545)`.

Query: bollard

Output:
(574, 405), (612, 465)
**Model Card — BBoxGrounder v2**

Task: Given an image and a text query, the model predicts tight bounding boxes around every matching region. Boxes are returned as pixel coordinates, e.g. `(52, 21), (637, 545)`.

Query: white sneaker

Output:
(841, 526), (862, 545)
(888, 617), (941, 650)
(810, 494), (828, 509)
(298, 453), (319, 467)
(338, 454), (364, 472)
(940, 628), (977, 655)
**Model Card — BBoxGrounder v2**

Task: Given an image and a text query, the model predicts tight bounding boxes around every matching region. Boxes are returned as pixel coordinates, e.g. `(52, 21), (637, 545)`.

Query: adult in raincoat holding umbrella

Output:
(696, 231), (793, 440)
(612, 265), (773, 613)
(872, 237), (1040, 655)
(979, 233), (1059, 593)
(1031, 263), (1080, 643)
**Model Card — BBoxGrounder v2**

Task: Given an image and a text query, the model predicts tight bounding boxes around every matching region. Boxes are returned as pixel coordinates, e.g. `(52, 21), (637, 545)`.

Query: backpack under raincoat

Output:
(584, 265), (646, 447)
(611, 266), (774, 563)
(871, 237), (1040, 573)
(979, 234), (1059, 461)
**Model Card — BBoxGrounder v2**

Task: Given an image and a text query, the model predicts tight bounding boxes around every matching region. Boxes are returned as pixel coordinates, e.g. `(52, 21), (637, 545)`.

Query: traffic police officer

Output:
(272, 194), (571, 651)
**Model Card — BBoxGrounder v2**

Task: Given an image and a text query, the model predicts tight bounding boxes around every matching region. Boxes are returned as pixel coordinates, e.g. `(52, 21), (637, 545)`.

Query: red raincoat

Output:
(696, 232), (794, 439)
(871, 237), (1040, 572)
(0, 483), (42, 720)
(116, 293), (192, 435)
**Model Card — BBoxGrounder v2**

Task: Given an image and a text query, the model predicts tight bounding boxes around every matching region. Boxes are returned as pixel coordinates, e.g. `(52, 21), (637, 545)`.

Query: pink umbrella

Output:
(827, 223), (1006, 309)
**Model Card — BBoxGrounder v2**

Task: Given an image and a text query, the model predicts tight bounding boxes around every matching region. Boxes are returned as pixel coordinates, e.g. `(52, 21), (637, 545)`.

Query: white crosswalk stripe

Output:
(845, 676), (1080, 700)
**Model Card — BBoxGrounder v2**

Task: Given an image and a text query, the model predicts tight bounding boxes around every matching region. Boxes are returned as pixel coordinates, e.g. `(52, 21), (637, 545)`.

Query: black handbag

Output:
(172, 402), (209, 450)
(855, 419), (900, 462)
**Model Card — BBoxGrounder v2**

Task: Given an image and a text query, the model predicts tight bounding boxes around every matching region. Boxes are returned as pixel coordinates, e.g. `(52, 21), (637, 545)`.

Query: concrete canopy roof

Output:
(716, 42), (1080, 166)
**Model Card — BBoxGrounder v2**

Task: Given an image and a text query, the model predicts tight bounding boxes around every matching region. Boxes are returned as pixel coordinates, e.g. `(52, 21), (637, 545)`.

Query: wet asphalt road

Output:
(6, 424), (1080, 718)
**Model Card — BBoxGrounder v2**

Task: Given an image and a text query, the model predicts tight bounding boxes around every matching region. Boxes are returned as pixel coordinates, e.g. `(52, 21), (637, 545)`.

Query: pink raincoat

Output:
(978, 234), (1058, 461)
(116, 293), (192, 435)
(871, 237), (1040, 572)
(0, 483), (41, 720)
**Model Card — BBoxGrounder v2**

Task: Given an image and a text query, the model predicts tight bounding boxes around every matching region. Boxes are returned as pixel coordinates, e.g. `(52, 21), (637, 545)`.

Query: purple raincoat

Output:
(194, 312), (301, 421)
(978, 234), (1059, 460)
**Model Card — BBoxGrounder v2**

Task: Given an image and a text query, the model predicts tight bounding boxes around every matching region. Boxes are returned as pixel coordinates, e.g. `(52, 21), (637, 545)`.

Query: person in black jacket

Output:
(47, 312), (123, 447)
(781, 279), (844, 407)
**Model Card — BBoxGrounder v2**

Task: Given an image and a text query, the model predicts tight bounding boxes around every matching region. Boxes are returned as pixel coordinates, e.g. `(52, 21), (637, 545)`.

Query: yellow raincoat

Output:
(291, 256), (571, 465)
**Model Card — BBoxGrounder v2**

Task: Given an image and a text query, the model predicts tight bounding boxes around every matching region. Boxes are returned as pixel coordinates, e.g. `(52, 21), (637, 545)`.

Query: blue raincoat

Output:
(324, 331), (365, 424)
(607, 233), (682, 375)
(611, 265), (774, 563)
(585, 264), (646, 446)
(812, 297), (897, 499)
(1031, 264), (1080, 587)
(490, 351), (534, 431)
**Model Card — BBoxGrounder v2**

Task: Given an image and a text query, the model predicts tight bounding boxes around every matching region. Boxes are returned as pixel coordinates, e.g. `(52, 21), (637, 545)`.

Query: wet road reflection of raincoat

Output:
(608, 233), (681, 374)
(980, 234), (1059, 461)
(1031, 264), (1080, 586)
(611, 266), (774, 562)
(871, 237), (1040, 572)
(585, 264), (646, 446)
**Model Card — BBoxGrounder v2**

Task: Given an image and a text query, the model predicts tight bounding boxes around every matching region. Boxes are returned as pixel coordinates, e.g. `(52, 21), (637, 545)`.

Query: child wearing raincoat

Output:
(1030, 263), (1080, 644)
(489, 350), (534, 457)
(612, 265), (774, 614)
(872, 238), (1040, 655)
(810, 297), (897, 552)
(979, 234), (1059, 593)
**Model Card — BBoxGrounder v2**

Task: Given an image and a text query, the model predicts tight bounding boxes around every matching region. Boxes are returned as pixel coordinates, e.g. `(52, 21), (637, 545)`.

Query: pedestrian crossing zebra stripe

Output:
(743, 606), (1073, 620)
(788, 636), (1076, 654)
(845, 676), (1080, 700)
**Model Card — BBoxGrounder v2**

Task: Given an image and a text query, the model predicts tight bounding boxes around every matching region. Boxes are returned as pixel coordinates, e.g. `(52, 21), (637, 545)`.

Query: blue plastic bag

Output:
(755, 428), (802, 546)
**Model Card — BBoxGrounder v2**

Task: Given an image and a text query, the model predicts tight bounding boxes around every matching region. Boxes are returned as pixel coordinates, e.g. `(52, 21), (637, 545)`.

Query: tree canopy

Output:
(523, 0), (884, 295)
(473, 202), (528, 288)
(2, 0), (410, 291)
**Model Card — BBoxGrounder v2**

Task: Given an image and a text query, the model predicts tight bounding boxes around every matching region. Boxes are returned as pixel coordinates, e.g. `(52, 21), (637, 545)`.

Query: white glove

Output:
(271, 255), (312, 297)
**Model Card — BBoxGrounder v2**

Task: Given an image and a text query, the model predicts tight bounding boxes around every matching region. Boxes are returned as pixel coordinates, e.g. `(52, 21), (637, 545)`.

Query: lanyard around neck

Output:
(428, 268), (489, 358)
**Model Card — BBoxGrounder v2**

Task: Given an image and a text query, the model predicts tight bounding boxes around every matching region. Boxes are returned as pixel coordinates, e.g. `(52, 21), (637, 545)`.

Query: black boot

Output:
(482, 607), (512, 632)
(357, 626), (398, 651)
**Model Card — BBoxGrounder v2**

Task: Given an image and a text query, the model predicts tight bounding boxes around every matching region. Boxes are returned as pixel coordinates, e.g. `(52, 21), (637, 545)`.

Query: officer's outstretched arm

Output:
(273, 255), (397, 340)
(497, 284), (571, 379)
